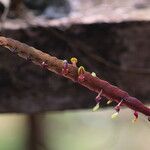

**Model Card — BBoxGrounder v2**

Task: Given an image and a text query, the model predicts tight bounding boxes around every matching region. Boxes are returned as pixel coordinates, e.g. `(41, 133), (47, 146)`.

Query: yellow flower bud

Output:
(111, 112), (119, 119)
(91, 72), (96, 77)
(107, 100), (112, 105)
(78, 66), (85, 75)
(70, 57), (78, 67)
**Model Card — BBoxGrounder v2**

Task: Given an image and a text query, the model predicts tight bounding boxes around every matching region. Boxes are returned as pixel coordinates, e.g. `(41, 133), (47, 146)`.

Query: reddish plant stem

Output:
(0, 36), (150, 117)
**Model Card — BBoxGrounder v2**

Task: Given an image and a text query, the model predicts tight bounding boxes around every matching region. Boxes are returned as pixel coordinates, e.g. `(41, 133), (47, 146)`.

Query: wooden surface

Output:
(45, 109), (150, 150)
(0, 108), (149, 150)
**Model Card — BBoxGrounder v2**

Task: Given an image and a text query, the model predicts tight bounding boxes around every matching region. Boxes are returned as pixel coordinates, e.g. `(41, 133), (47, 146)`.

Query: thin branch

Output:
(0, 36), (149, 120)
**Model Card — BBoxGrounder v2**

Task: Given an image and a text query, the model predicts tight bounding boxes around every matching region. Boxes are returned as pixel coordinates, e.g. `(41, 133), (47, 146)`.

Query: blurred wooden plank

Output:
(44, 108), (150, 150)
(0, 21), (150, 113)
(1, 0), (150, 29)
(0, 114), (28, 150)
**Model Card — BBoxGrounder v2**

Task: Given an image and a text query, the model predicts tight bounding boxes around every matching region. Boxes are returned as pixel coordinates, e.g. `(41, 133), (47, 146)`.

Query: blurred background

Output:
(0, 0), (150, 150)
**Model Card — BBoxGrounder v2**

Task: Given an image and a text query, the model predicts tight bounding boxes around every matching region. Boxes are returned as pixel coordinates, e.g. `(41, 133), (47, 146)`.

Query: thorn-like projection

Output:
(78, 66), (85, 82)
(95, 89), (103, 102)
(111, 99), (124, 119)
(5, 46), (17, 53)
(92, 90), (103, 112)
(114, 99), (123, 112)
(62, 60), (69, 75)
(70, 57), (78, 67)
(91, 72), (96, 77)
(132, 111), (138, 123)
(107, 100), (112, 105)
(26, 55), (32, 61)
(41, 61), (48, 69)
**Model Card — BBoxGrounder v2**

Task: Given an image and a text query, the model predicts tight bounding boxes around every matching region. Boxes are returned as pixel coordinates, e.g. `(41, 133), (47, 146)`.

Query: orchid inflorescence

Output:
(61, 57), (139, 123)
(0, 36), (149, 123)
